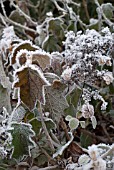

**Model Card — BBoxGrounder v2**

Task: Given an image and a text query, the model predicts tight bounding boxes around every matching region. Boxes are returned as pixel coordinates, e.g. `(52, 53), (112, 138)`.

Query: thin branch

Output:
(39, 103), (55, 152)
(82, 0), (90, 21)
(0, 0), (37, 34)
(51, 0), (67, 13)
(0, 13), (8, 26)
(94, 0), (114, 27)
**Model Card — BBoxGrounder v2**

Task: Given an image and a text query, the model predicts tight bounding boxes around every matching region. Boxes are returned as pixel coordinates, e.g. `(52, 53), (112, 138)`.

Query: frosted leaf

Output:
(53, 132), (73, 158)
(68, 118), (79, 130)
(11, 105), (26, 122)
(14, 64), (50, 110)
(78, 154), (90, 166)
(65, 115), (72, 121)
(80, 121), (86, 128)
(81, 103), (94, 118)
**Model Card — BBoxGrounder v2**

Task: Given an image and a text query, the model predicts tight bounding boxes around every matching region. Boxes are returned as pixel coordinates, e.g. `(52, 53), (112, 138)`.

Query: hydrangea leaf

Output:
(68, 118), (79, 130)
(11, 123), (36, 159)
(44, 80), (69, 123)
(14, 65), (50, 110)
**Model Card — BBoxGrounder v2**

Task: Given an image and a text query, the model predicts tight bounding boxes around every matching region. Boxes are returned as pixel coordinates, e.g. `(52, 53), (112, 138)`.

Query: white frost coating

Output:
(15, 48), (51, 68)
(10, 40), (39, 65)
(0, 26), (18, 60)
(0, 107), (14, 159)
(62, 27), (113, 85)
(53, 132), (73, 158)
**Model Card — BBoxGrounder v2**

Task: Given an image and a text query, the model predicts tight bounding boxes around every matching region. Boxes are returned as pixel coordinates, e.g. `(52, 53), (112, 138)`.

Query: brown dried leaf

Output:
(11, 41), (39, 64)
(32, 52), (51, 70)
(14, 66), (50, 110)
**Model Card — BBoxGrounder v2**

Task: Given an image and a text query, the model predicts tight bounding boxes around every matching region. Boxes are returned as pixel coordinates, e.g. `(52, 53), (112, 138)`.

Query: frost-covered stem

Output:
(101, 144), (114, 159)
(70, 0), (80, 7)
(97, 7), (102, 32)
(51, 0), (67, 13)
(39, 103), (55, 152)
(38, 143), (52, 161)
(10, 2), (37, 26)
(94, 0), (114, 27)
(0, 13), (8, 26)
(82, 0), (90, 21)
(0, 0), (37, 34)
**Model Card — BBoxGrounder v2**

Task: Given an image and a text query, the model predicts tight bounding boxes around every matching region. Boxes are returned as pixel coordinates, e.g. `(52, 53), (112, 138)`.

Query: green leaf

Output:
(48, 18), (64, 39)
(42, 35), (61, 52)
(44, 80), (69, 123)
(68, 118), (79, 130)
(66, 87), (82, 107)
(11, 123), (36, 159)
(65, 115), (73, 121)
(101, 3), (114, 19)
(80, 132), (94, 148)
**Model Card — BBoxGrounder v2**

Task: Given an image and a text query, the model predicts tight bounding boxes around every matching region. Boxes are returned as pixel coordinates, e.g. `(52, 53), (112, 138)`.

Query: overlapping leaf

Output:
(11, 123), (36, 159)
(44, 80), (69, 123)
(14, 65), (50, 110)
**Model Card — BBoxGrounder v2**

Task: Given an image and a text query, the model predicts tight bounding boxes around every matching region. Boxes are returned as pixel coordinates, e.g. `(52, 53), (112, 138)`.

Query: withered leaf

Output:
(44, 80), (69, 123)
(11, 41), (39, 64)
(32, 51), (51, 70)
(14, 65), (50, 110)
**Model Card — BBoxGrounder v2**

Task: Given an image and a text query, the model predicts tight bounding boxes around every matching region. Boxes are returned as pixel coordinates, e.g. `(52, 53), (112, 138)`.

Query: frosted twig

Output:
(10, 1), (37, 26)
(39, 103), (55, 152)
(0, 0), (37, 34)
(101, 144), (114, 159)
(94, 0), (114, 27)
(0, 13), (8, 26)
(51, 0), (67, 13)
(69, 0), (80, 7)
